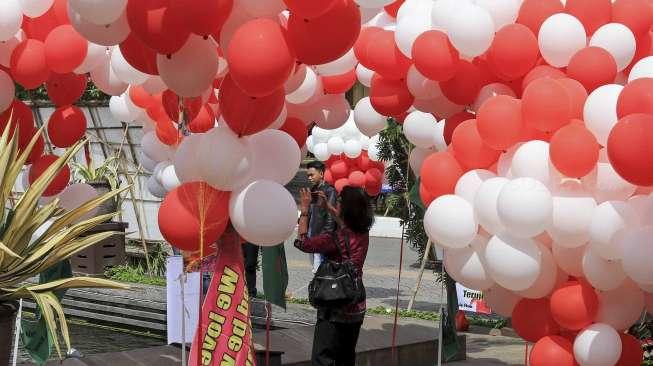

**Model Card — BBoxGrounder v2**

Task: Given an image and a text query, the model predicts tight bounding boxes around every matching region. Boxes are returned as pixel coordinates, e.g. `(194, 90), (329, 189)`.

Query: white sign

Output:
(456, 283), (491, 315)
(166, 256), (201, 345)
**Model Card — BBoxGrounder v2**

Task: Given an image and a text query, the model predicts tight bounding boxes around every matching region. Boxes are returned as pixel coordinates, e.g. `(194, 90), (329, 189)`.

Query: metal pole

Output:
(407, 240), (433, 311)
(180, 271), (187, 366)
(11, 299), (23, 366)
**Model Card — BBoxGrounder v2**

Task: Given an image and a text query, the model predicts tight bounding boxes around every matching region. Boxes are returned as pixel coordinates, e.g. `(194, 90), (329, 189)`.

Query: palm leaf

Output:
(28, 290), (63, 358)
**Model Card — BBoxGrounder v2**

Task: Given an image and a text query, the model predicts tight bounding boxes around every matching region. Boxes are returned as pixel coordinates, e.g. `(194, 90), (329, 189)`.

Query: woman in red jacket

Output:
(295, 186), (374, 366)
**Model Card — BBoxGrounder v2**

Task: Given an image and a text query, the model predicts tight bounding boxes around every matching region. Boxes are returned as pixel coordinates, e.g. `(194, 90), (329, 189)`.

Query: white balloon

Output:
(424, 195), (478, 249)
(238, 0), (285, 17)
(628, 56), (653, 82)
(69, 0), (127, 25)
(406, 65), (444, 100)
(360, 6), (382, 24)
(20, 0), (53, 18)
(589, 201), (637, 260)
(285, 64), (307, 94)
(552, 242), (586, 277)
(313, 142), (330, 161)
(0, 0), (23, 42)
(110, 47), (149, 85)
(510, 140), (557, 187)
(230, 180), (297, 246)
(311, 126), (332, 144)
(455, 169), (495, 204)
(595, 280), (644, 331)
(173, 134), (204, 183)
(68, 6), (130, 46)
(403, 111), (438, 149)
(538, 13), (587, 67)
(146, 175), (167, 199)
(59, 183), (99, 220)
(409, 147), (434, 176)
(474, 0), (520, 31)
(142, 132), (175, 163)
(415, 95), (464, 119)
(447, 3), (495, 57)
(74, 42), (108, 74)
(0, 70), (15, 113)
(0, 31), (23, 67)
(484, 234), (542, 291)
(354, 97), (388, 137)
(582, 247), (627, 291)
(315, 49), (358, 76)
(395, 0), (434, 57)
(141, 75), (168, 95)
(360, 135), (371, 150)
(160, 165), (181, 192)
(286, 67), (320, 105)
(548, 180), (596, 248)
(573, 323), (622, 366)
(198, 127), (252, 191)
(497, 178), (553, 238)
(109, 95), (135, 123)
(245, 129), (301, 186)
(590, 23), (636, 72)
(139, 152), (158, 173)
(367, 134), (381, 161)
(474, 177), (509, 235)
(583, 84), (623, 147)
(582, 150), (637, 203)
(356, 64), (374, 88)
(622, 226), (653, 285)
(153, 161), (171, 184)
(268, 104), (288, 130)
(90, 56), (128, 96)
(444, 234), (495, 290)
(471, 83), (516, 112)
(316, 94), (351, 130)
(157, 35), (218, 97)
(432, 121), (447, 152)
(484, 285), (521, 317)
(355, 0), (395, 7)
(516, 243), (558, 299)
(431, 0), (472, 32)
(343, 139), (362, 158)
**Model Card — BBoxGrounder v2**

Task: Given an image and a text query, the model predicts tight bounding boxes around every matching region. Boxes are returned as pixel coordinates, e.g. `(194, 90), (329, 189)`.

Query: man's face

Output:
(307, 167), (324, 186)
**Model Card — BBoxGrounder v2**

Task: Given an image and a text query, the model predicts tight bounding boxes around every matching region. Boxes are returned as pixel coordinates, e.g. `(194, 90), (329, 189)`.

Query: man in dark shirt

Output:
(305, 161), (337, 273)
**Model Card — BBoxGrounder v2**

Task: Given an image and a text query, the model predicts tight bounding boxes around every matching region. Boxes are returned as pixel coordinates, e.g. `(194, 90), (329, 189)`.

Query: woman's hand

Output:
(299, 188), (311, 214)
(316, 191), (337, 216)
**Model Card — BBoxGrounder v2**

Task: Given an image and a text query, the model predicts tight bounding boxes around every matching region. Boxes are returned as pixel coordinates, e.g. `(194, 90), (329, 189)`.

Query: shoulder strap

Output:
(329, 230), (352, 261)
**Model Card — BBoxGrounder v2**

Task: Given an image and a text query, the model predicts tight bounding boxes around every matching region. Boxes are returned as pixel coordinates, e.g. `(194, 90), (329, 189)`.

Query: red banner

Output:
(188, 235), (256, 366)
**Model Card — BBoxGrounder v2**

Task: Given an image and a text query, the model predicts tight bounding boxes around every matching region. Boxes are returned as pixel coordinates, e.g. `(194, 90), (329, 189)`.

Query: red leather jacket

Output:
(295, 227), (369, 323)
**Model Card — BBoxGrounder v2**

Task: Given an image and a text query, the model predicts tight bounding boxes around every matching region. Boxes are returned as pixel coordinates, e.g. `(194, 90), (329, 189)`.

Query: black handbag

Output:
(308, 231), (365, 309)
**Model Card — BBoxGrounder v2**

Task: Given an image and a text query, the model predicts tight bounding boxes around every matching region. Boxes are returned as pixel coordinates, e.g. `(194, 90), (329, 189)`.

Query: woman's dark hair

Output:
(306, 161), (326, 173)
(339, 186), (374, 234)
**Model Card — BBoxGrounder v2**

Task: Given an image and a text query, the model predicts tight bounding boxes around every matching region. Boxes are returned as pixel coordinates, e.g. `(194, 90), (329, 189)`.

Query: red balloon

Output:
(612, 0), (653, 37)
(156, 117), (182, 146)
(129, 85), (156, 109)
(550, 280), (599, 331)
(28, 154), (70, 197)
(443, 111), (475, 145)
(348, 170), (366, 187)
(617, 77), (653, 118)
(522, 78), (572, 133)
(283, 0), (339, 19)
(48, 106), (87, 148)
(567, 47), (617, 93)
(354, 27), (383, 68)
(512, 298), (561, 343)
(44, 25), (87, 74)
(420, 152), (464, 199)
(188, 105), (215, 133)
(557, 78), (588, 120)
(530, 336), (578, 366)
(219, 75), (285, 136)
(10, 40), (50, 89)
(119, 34), (159, 75)
(171, 0), (232, 36)
(22, 7), (62, 42)
(452, 119), (501, 169)
(607, 113), (653, 186)
(411, 30), (460, 82)
(477, 95), (524, 151)
(365, 30), (412, 80)
(419, 183), (436, 206)
(617, 333), (644, 366)
(23, 133), (45, 165)
(126, 0), (190, 55)
(334, 178), (350, 193)
(440, 60), (483, 105)
(0, 100), (35, 142)
(330, 160), (350, 180)
(322, 69), (357, 94)
(46, 73), (87, 107)
(365, 168), (383, 187)
(369, 73), (414, 116)
(487, 24), (539, 81)
(324, 168), (334, 185)
(565, 0), (612, 35)
(520, 124), (553, 143)
(162, 90), (202, 122)
(522, 65), (566, 91)
(280, 117), (308, 148)
(356, 152), (371, 171)
(550, 121), (600, 178)
(517, 0), (565, 35)
(384, 0), (405, 18)
(52, 0), (70, 25)
(158, 182), (230, 253)
(287, 0), (361, 65)
(366, 183), (382, 197)
(228, 19), (296, 98)
(624, 31), (653, 76)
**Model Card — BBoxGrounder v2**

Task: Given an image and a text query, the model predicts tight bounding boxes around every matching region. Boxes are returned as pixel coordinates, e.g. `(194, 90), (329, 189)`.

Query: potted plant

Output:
(70, 155), (121, 217)
(0, 125), (128, 364)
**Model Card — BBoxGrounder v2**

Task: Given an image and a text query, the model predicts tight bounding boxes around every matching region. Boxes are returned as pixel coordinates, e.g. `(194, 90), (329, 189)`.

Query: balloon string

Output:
(265, 301), (271, 366)
(197, 183), (206, 366)
(391, 227), (405, 365)
(524, 342), (529, 365)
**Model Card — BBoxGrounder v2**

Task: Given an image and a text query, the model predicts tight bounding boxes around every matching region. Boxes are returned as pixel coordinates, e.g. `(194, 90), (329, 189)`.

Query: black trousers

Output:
(243, 242), (259, 297)
(311, 319), (363, 366)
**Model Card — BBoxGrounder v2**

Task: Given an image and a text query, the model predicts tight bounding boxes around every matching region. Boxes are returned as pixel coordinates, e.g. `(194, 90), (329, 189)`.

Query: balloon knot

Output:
(166, 54), (172, 60)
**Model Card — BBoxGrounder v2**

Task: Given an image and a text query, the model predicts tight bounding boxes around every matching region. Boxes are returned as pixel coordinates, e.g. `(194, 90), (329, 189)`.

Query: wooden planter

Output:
(70, 222), (128, 276)
(87, 180), (119, 219)
(0, 301), (18, 365)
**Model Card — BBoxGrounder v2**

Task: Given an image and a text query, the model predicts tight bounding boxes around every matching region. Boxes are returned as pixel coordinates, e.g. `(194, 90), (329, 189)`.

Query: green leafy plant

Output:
(105, 265), (166, 286)
(70, 156), (120, 189)
(0, 121), (128, 358)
